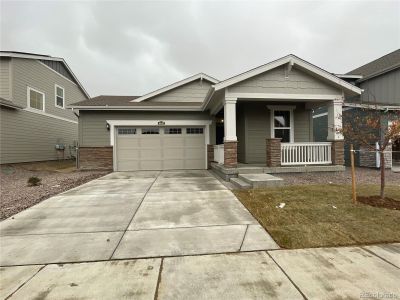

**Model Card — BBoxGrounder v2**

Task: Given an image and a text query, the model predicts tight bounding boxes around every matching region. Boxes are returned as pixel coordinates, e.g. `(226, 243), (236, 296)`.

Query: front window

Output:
(273, 110), (292, 143)
(28, 87), (45, 111)
(55, 85), (65, 108)
(142, 128), (159, 134)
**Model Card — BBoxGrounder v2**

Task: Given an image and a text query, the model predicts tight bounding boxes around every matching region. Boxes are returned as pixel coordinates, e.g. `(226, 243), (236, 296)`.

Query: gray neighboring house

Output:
(313, 49), (400, 168)
(70, 54), (362, 175)
(0, 51), (90, 164)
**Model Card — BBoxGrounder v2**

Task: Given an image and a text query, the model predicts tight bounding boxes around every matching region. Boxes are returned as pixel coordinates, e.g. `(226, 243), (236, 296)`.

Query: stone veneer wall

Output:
(266, 138), (281, 167)
(79, 147), (113, 170)
(331, 140), (344, 165)
(359, 144), (392, 168)
(224, 141), (237, 168)
(207, 144), (214, 169)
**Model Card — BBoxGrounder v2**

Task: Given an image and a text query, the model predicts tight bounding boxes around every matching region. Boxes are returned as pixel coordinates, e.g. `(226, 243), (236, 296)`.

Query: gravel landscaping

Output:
(277, 167), (400, 186)
(0, 160), (109, 220)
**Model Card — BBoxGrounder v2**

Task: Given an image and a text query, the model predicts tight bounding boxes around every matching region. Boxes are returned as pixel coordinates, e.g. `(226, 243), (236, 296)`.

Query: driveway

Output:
(0, 170), (278, 266)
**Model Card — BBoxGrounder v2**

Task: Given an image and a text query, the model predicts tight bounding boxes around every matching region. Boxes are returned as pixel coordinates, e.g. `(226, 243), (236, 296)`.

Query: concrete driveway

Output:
(0, 170), (278, 266)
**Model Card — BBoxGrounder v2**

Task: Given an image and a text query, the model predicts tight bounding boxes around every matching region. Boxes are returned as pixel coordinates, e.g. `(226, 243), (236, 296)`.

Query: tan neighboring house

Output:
(0, 51), (89, 164)
(70, 54), (362, 179)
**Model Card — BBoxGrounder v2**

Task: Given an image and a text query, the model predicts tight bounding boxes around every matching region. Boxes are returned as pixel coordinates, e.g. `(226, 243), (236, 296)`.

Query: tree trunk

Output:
(380, 150), (385, 199)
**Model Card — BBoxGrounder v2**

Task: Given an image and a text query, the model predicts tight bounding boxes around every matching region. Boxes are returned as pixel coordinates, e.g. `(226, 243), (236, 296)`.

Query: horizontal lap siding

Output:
(229, 66), (341, 95)
(79, 111), (211, 146)
(147, 80), (212, 103)
(0, 108), (77, 163)
(0, 58), (11, 100)
(294, 105), (312, 142)
(12, 58), (86, 120)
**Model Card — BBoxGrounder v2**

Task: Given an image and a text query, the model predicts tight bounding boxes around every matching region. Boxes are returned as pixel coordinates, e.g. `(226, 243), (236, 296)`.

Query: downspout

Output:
(71, 107), (80, 169)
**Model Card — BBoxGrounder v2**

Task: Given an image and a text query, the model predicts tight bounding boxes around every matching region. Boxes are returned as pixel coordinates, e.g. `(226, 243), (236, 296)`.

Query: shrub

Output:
(27, 176), (41, 186)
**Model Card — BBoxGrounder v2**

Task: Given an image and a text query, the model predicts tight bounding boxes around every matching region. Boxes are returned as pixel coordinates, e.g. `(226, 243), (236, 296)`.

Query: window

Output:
(186, 127), (204, 134)
(118, 128), (136, 135)
(55, 85), (65, 108)
(28, 87), (45, 111)
(142, 128), (159, 134)
(271, 109), (293, 143)
(165, 128), (182, 134)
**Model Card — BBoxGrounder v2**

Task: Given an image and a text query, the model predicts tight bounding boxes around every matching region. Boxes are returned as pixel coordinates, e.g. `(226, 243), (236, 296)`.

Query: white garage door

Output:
(116, 126), (206, 171)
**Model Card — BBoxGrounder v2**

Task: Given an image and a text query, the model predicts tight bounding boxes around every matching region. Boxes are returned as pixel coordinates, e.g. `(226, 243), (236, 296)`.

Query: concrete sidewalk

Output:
(1, 244), (399, 300)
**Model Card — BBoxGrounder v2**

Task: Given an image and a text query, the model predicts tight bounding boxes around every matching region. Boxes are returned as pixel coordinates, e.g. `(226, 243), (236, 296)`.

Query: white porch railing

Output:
(213, 144), (224, 164)
(281, 143), (332, 166)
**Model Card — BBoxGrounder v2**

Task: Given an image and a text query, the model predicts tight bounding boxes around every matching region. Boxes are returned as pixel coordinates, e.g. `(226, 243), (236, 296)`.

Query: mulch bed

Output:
(357, 196), (400, 210)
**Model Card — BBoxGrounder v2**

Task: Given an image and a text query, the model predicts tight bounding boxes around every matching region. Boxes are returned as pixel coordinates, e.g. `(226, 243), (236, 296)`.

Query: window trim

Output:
(27, 86), (45, 112)
(55, 84), (65, 109)
(268, 106), (295, 143)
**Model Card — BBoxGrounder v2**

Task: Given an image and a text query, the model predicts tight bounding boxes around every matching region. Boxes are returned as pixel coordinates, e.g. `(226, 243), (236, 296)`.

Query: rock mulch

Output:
(277, 167), (400, 186)
(0, 163), (109, 220)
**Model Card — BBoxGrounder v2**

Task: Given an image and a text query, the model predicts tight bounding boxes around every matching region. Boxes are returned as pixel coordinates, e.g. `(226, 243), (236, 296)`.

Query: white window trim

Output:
(55, 84), (65, 109)
(27, 86), (45, 112)
(268, 105), (295, 143)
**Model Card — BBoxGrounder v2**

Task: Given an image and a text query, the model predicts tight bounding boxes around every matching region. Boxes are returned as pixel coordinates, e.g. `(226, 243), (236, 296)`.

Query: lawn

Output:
(234, 185), (400, 249)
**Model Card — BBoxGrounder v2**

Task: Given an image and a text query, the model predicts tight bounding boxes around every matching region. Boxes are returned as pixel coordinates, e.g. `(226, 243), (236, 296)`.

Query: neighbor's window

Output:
(142, 128), (159, 134)
(165, 128), (182, 134)
(186, 128), (204, 134)
(273, 110), (292, 143)
(55, 85), (65, 108)
(118, 128), (136, 135)
(28, 87), (45, 111)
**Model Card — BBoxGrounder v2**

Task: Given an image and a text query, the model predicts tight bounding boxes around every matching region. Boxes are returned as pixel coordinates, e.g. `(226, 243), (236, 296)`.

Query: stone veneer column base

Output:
(266, 138), (281, 167)
(330, 140), (344, 165)
(224, 141), (238, 168)
(79, 147), (113, 170)
(207, 144), (214, 169)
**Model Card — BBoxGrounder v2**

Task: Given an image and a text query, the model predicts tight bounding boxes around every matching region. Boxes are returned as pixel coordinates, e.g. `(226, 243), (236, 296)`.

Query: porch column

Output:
(224, 98), (237, 168)
(327, 99), (344, 165)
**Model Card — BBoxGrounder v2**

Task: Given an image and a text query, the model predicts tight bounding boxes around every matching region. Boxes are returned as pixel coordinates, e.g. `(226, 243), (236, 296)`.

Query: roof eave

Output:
(68, 105), (203, 111)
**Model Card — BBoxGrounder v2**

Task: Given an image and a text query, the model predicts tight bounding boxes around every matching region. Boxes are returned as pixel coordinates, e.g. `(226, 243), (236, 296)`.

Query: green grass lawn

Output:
(234, 185), (400, 249)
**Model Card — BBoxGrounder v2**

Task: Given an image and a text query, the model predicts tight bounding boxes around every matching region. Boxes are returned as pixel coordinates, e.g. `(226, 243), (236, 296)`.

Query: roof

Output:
(132, 73), (219, 103)
(212, 54), (362, 95)
(70, 95), (202, 110)
(346, 49), (400, 81)
(0, 51), (90, 99)
(0, 97), (23, 109)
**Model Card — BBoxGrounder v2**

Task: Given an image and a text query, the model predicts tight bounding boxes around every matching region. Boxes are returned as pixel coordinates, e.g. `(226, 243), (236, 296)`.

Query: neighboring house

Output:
(313, 49), (400, 168)
(0, 51), (89, 164)
(70, 54), (362, 176)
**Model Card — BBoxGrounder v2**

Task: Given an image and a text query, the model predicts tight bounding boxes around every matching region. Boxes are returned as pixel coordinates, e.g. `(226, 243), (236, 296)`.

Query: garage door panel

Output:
(116, 126), (206, 171)
(140, 160), (163, 170)
(163, 148), (185, 159)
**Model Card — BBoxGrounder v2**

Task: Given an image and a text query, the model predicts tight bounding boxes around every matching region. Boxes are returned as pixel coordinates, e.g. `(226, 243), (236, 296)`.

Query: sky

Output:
(1, 0), (399, 98)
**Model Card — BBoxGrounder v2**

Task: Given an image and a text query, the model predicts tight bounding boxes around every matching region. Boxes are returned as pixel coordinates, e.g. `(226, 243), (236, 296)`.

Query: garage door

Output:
(116, 126), (206, 171)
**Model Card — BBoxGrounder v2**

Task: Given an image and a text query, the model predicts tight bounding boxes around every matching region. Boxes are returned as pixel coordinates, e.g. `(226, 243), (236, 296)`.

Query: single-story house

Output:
(70, 54), (362, 175)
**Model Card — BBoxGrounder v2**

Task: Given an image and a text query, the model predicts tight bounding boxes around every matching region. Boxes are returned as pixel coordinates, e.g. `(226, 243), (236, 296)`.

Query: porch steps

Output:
(231, 173), (284, 189)
(237, 167), (264, 174)
(230, 177), (252, 189)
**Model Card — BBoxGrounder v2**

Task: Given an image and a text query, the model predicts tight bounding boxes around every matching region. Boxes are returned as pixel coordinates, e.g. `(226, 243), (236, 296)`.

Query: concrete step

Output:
(238, 173), (284, 188)
(237, 167), (264, 174)
(230, 177), (252, 189)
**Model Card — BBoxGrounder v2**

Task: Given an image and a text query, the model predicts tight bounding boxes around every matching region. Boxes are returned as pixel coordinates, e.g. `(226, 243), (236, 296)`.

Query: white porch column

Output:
(327, 99), (344, 141)
(224, 98), (237, 141)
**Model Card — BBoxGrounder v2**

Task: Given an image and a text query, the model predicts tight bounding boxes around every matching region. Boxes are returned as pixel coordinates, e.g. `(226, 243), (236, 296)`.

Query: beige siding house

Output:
(71, 55), (363, 177)
(0, 52), (89, 164)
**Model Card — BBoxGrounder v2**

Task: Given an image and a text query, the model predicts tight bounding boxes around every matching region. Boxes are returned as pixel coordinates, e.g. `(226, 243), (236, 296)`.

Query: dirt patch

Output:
(0, 160), (110, 220)
(357, 196), (400, 210)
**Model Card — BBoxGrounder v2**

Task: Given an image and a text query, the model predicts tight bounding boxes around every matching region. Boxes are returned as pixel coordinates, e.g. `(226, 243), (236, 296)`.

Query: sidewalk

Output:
(1, 243), (399, 300)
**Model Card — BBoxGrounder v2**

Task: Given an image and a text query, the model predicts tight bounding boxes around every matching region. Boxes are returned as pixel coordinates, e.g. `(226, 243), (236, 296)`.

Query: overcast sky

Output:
(1, 0), (399, 97)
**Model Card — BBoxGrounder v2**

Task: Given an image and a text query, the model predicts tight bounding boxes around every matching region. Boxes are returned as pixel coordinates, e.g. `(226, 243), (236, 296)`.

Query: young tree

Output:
(340, 107), (400, 199)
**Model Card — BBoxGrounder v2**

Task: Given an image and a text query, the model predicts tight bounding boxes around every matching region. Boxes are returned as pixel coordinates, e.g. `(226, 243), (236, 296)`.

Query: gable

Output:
(229, 65), (342, 96)
(146, 79), (213, 103)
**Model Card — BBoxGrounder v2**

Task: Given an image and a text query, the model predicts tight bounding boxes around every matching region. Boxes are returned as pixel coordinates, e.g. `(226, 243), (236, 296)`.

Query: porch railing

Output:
(213, 144), (224, 164)
(281, 143), (332, 165)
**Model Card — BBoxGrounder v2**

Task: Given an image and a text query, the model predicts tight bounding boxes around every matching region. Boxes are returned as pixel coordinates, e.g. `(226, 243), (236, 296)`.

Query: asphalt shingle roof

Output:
(70, 95), (202, 107)
(346, 49), (400, 77)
